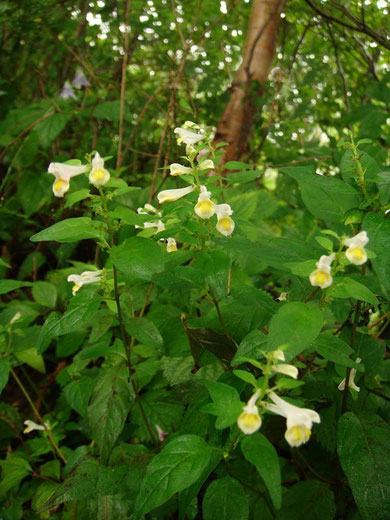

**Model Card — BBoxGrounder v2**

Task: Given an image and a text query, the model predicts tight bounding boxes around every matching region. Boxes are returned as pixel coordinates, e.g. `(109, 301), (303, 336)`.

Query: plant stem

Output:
(341, 300), (361, 413)
(303, 286), (320, 303)
(10, 368), (67, 464)
(99, 188), (158, 446)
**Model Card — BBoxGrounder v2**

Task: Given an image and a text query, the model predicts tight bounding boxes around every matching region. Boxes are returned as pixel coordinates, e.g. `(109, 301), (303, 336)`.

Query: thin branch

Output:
(116, 0), (132, 170)
(326, 22), (350, 110)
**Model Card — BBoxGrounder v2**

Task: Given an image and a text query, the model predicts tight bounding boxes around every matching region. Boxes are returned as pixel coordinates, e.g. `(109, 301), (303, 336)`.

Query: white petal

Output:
(157, 186), (195, 203)
(169, 163), (193, 176)
(48, 162), (87, 181)
(198, 159), (214, 170)
(273, 364), (299, 379)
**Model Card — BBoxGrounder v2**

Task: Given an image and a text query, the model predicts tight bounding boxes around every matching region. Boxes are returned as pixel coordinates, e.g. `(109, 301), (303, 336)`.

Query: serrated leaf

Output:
(241, 433), (282, 509)
(134, 435), (212, 518)
(110, 237), (164, 281)
(338, 412), (390, 520)
(30, 217), (102, 243)
(202, 476), (249, 520)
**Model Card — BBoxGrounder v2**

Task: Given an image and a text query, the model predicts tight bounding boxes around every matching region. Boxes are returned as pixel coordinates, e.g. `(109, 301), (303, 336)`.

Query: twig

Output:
(326, 22), (350, 110)
(341, 300), (361, 413)
(116, 0), (132, 170)
(303, 287), (320, 303)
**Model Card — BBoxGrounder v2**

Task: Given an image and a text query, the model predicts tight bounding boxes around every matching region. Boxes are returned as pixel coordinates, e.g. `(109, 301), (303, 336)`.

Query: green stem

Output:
(10, 368), (67, 464)
(99, 187), (158, 446)
(349, 135), (368, 200)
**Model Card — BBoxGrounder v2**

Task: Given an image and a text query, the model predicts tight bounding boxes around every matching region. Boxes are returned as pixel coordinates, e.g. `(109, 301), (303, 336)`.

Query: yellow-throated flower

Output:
(169, 163), (193, 176)
(215, 203), (235, 236)
(344, 231), (369, 265)
(338, 358), (361, 392)
(24, 420), (47, 434)
(89, 152), (110, 187)
(264, 392), (320, 447)
(157, 186), (195, 204)
(48, 162), (87, 198)
(309, 253), (335, 289)
(166, 238), (177, 252)
(67, 270), (103, 296)
(237, 390), (262, 435)
(174, 127), (204, 146)
(195, 185), (216, 219)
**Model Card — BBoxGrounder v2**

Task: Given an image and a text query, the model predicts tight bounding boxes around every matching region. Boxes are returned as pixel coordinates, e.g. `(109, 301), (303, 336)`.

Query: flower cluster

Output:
(309, 231), (369, 289)
(47, 151), (110, 198)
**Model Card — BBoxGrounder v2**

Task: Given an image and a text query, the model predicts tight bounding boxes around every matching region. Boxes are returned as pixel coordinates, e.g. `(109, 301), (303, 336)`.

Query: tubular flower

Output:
(157, 186), (195, 204)
(269, 350), (286, 362)
(59, 81), (77, 100)
(338, 358), (361, 392)
(24, 420), (47, 434)
(198, 159), (214, 171)
(48, 162), (87, 197)
(272, 364), (299, 379)
(67, 270), (103, 296)
(143, 221), (165, 233)
(195, 186), (216, 219)
(309, 253), (335, 289)
(215, 204), (235, 236)
(166, 238), (177, 252)
(169, 163), (193, 176)
(237, 390), (262, 435)
(344, 231), (369, 265)
(174, 127), (204, 146)
(265, 392), (320, 448)
(89, 152), (110, 187)
(72, 68), (91, 89)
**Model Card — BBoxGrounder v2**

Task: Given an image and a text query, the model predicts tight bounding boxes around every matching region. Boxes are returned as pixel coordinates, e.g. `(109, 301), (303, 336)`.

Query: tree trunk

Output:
(215, 0), (285, 164)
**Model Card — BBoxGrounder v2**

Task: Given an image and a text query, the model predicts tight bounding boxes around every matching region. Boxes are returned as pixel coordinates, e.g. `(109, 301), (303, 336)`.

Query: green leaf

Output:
(232, 330), (267, 365)
(276, 481), (335, 520)
(110, 206), (147, 226)
(88, 365), (133, 462)
(194, 250), (231, 299)
(65, 189), (91, 208)
(267, 303), (323, 359)
(331, 277), (378, 305)
(0, 455), (32, 495)
(0, 359), (11, 395)
(183, 320), (237, 366)
(315, 236), (333, 251)
(32, 282), (57, 308)
(125, 317), (164, 352)
(202, 476), (249, 520)
(34, 113), (72, 147)
(224, 161), (251, 170)
(134, 435), (212, 518)
(338, 412), (390, 520)
(30, 217), (102, 243)
(241, 433), (281, 509)
(111, 237), (164, 281)
(64, 376), (94, 418)
(226, 170), (261, 183)
(0, 280), (32, 295)
(202, 381), (243, 429)
(15, 348), (45, 373)
(314, 334), (362, 369)
(282, 166), (360, 222)
(363, 212), (390, 296)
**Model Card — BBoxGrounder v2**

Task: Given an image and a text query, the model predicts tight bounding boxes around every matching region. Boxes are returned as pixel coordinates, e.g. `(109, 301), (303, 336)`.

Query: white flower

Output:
(269, 350), (286, 362)
(264, 392), (320, 447)
(137, 203), (161, 216)
(72, 68), (91, 89)
(237, 390), (262, 435)
(24, 420), (47, 434)
(169, 163), (193, 176)
(67, 270), (103, 296)
(272, 364), (299, 379)
(59, 81), (77, 100)
(263, 168), (278, 191)
(142, 220), (165, 233)
(338, 358), (361, 392)
(89, 152), (110, 187)
(174, 127), (204, 146)
(48, 162), (87, 198)
(344, 231), (369, 265)
(10, 312), (22, 325)
(155, 424), (168, 442)
(166, 238), (177, 252)
(309, 253), (335, 289)
(277, 292), (288, 301)
(194, 185), (216, 219)
(157, 185), (195, 204)
(198, 159), (214, 170)
(215, 203), (235, 236)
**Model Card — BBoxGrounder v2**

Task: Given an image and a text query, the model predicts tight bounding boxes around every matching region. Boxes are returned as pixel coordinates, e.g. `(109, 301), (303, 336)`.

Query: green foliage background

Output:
(0, 0), (389, 519)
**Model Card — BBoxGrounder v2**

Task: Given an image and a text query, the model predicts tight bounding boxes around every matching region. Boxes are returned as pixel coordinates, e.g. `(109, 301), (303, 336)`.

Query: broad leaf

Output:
(110, 237), (164, 281)
(202, 476), (249, 520)
(30, 217), (102, 243)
